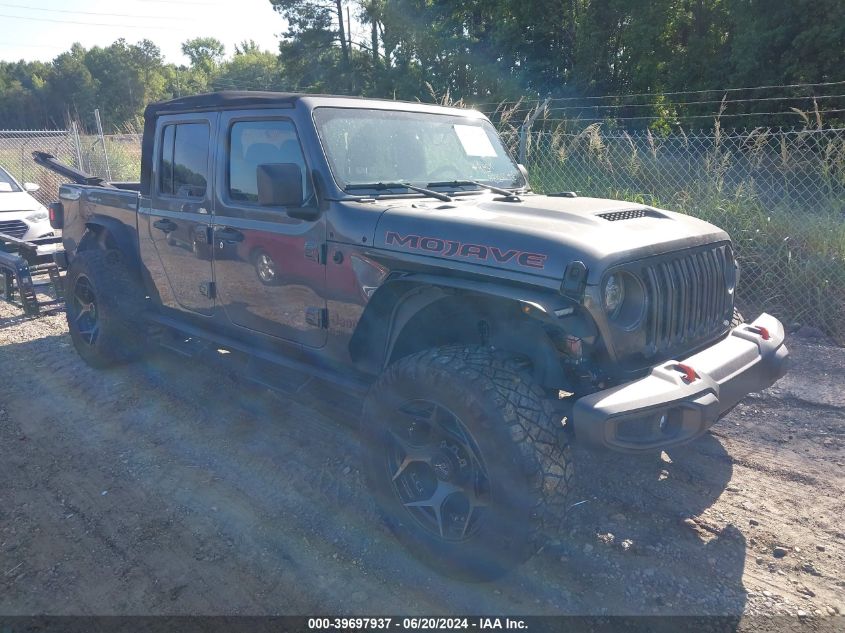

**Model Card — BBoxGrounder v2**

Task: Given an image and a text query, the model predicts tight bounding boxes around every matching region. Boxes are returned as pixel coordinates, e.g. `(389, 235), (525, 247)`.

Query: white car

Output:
(0, 165), (53, 241)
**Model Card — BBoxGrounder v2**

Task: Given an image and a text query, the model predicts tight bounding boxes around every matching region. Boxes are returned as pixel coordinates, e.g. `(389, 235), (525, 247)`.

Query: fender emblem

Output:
(385, 231), (547, 269)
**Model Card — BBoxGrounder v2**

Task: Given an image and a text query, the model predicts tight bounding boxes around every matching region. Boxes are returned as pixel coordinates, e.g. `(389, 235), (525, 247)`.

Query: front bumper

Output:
(572, 313), (789, 452)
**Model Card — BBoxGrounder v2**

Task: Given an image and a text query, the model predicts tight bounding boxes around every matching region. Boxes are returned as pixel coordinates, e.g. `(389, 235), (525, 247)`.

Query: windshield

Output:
(0, 166), (22, 193)
(313, 107), (525, 192)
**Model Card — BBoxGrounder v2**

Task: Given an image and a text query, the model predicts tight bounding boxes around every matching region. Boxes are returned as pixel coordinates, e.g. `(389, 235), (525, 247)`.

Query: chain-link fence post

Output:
(70, 122), (83, 171)
(94, 109), (112, 181)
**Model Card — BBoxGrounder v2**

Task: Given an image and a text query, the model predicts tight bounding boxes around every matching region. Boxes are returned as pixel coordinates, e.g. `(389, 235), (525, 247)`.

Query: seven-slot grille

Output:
(641, 243), (734, 357)
(0, 219), (28, 239)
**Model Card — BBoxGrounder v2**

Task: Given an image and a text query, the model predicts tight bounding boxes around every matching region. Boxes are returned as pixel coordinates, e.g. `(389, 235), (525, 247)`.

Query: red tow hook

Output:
(748, 325), (771, 340)
(674, 363), (698, 384)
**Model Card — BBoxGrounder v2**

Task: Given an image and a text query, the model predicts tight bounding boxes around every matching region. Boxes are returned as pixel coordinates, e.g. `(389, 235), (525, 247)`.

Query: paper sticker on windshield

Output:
(0, 183), (12, 192)
(454, 125), (498, 157)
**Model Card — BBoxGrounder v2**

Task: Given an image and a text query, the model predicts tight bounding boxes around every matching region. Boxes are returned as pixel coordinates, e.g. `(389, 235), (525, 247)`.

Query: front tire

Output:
(361, 345), (572, 581)
(65, 249), (146, 368)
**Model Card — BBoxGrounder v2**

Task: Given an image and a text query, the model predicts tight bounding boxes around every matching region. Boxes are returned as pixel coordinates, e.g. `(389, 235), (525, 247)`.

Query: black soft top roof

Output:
(144, 90), (422, 118)
(142, 90), (475, 118)
(143, 91), (304, 118)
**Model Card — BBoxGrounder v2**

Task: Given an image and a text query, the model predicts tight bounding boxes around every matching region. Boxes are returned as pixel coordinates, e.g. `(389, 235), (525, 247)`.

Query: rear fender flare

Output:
(78, 216), (135, 254)
(75, 216), (142, 281)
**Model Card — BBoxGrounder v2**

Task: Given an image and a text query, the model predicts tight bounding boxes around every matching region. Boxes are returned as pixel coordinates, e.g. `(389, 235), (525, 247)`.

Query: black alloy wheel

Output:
(385, 399), (490, 541)
(70, 275), (100, 346)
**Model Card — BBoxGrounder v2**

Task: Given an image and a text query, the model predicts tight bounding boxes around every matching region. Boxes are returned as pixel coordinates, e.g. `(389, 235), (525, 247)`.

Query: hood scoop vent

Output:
(598, 208), (661, 222)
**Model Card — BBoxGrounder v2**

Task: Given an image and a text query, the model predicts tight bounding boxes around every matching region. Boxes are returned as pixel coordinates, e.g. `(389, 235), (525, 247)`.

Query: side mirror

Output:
(256, 163), (320, 221)
(24, 182), (40, 192)
(257, 163), (303, 208)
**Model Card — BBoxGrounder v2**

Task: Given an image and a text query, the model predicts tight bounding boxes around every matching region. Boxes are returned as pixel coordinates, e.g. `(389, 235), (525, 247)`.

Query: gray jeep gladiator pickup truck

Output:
(41, 91), (788, 579)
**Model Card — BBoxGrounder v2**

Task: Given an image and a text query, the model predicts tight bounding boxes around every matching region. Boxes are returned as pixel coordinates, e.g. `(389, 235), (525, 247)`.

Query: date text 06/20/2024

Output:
(306, 617), (528, 630)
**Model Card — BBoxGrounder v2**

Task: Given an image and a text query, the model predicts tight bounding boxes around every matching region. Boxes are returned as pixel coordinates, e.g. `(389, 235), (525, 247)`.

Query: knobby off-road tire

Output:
(730, 307), (744, 328)
(65, 249), (146, 368)
(361, 345), (573, 581)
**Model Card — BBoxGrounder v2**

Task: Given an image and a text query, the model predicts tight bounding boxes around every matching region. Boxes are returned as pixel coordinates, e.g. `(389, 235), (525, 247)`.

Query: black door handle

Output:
(215, 227), (244, 243)
(153, 219), (177, 233)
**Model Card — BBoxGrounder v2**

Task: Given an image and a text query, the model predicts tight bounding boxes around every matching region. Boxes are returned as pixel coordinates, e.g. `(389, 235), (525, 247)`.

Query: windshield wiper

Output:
(344, 182), (452, 202)
(427, 180), (522, 201)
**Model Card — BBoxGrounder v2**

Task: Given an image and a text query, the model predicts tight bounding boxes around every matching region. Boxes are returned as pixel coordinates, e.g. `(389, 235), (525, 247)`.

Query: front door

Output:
(145, 115), (217, 316)
(212, 112), (327, 347)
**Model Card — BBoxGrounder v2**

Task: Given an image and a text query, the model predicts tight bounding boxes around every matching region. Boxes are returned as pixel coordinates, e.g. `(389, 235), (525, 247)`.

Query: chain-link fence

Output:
(0, 129), (143, 201)
(0, 130), (78, 206)
(4, 122), (844, 343)
(78, 133), (142, 183)
(504, 125), (845, 343)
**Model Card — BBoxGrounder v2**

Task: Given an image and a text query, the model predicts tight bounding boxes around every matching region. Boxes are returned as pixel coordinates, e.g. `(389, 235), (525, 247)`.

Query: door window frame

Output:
(219, 114), (316, 221)
(152, 116), (214, 205)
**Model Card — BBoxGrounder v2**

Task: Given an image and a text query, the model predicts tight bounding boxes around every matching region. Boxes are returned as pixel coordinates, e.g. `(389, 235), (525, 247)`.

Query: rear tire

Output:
(730, 307), (744, 328)
(65, 249), (146, 368)
(361, 345), (572, 581)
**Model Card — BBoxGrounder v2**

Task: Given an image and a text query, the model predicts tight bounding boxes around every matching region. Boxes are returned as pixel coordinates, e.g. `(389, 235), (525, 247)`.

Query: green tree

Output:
(270, 0), (355, 91)
(214, 45), (285, 91)
(2, 2), (844, 132)
(181, 37), (226, 76)
(84, 39), (171, 130)
(726, 0), (845, 87)
(0, 59), (50, 127)
(45, 44), (99, 128)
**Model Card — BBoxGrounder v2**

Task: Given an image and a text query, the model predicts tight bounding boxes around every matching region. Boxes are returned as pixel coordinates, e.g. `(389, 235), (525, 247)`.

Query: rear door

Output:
(211, 110), (327, 347)
(145, 115), (217, 315)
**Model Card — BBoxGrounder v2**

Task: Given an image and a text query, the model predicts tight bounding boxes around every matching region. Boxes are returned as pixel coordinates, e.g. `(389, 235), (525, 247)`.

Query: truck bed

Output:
(57, 183), (141, 263)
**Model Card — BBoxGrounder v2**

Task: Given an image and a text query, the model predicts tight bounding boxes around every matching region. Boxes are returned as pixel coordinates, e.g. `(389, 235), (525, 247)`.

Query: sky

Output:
(0, 0), (285, 64)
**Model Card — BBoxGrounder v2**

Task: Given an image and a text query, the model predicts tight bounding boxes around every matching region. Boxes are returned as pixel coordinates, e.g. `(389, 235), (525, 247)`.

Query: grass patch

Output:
(526, 134), (845, 344)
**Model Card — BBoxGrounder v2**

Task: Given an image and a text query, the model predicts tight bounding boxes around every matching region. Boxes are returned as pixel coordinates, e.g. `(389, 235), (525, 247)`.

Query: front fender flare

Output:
(351, 273), (593, 385)
(396, 273), (580, 317)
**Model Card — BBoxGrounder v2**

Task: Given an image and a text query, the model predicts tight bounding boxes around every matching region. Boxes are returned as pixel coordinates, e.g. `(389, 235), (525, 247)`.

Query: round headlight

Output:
(603, 274), (625, 317)
(602, 271), (646, 328)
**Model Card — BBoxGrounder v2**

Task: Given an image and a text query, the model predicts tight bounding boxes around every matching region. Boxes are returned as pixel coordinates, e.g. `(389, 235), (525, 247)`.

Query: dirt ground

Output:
(0, 300), (843, 624)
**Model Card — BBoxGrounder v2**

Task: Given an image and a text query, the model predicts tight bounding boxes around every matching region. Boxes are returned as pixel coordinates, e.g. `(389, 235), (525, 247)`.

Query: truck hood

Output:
(0, 191), (45, 214)
(372, 194), (730, 284)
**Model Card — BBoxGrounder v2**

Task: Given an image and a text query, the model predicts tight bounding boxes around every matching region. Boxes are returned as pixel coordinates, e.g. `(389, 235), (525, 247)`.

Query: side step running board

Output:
(145, 312), (371, 396)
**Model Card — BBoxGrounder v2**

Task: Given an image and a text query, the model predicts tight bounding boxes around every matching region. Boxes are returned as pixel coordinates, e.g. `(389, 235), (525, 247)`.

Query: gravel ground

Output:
(0, 301), (843, 625)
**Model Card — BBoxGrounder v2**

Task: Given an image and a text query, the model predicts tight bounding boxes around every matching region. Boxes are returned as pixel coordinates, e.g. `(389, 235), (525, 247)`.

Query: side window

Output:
(158, 122), (209, 198)
(228, 119), (311, 204)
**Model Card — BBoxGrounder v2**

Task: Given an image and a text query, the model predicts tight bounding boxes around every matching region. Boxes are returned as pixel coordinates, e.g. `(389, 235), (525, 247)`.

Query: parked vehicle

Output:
(0, 165), (53, 241)
(39, 92), (788, 580)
